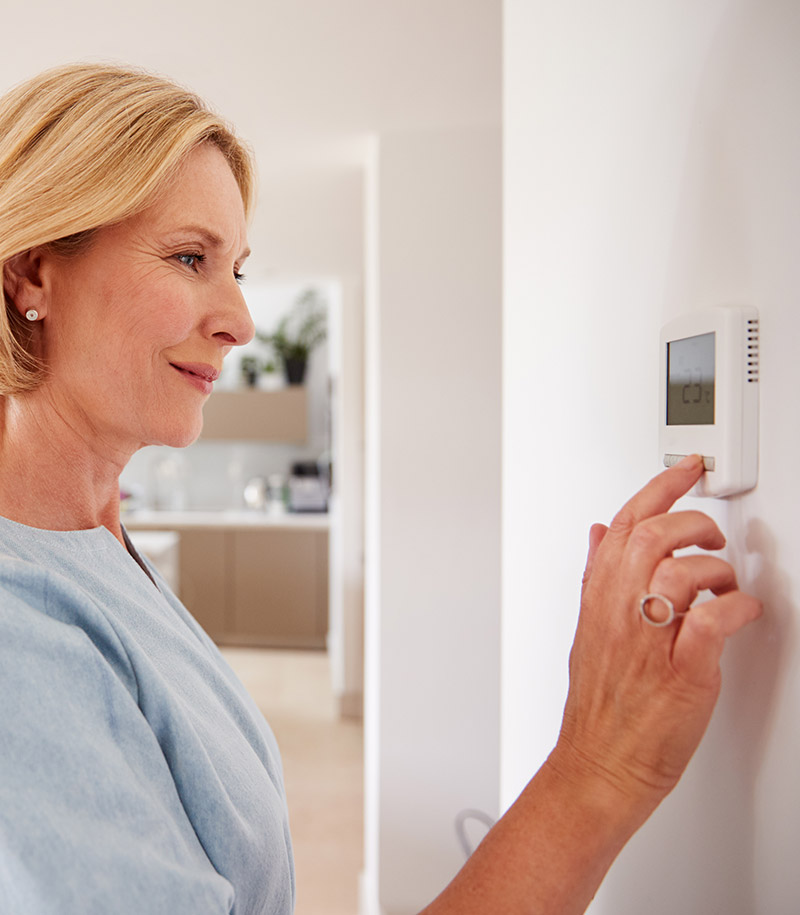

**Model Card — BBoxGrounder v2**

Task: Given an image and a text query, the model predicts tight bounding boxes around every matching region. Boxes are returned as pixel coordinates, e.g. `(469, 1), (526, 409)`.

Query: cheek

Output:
(50, 262), (198, 388)
(98, 278), (196, 353)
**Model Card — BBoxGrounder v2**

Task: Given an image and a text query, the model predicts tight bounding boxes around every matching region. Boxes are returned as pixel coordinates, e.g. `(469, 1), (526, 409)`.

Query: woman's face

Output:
(37, 143), (254, 454)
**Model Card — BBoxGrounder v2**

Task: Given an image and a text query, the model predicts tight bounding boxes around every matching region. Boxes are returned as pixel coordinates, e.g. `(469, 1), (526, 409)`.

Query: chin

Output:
(164, 431), (202, 449)
(152, 415), (204, 449)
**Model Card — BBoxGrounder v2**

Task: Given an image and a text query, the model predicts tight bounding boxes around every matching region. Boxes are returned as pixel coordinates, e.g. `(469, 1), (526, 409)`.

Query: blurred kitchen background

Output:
(0, 4), (501, 914)
(121, 279), (346, 664)
(122, 272), (365, 915)
(120, 275), (364, 915)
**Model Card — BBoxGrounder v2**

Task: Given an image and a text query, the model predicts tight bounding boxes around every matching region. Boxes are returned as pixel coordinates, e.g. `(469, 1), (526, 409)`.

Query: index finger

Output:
(608, 454), (705, 537)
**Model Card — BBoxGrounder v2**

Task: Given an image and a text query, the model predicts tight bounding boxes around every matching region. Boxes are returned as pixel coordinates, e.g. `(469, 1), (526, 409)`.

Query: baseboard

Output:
(358, 869), (385, 915)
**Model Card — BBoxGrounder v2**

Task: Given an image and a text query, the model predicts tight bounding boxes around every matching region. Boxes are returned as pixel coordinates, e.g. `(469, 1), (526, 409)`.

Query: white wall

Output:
(328, 274), (366, 717)
(504, 1), (800, 912)
(363, 125), (502, 914)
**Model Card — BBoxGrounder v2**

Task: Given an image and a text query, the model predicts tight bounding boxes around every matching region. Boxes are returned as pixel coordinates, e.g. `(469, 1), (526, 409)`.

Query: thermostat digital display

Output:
(667, 332), (715, 426)
(659, 306), (759, 498)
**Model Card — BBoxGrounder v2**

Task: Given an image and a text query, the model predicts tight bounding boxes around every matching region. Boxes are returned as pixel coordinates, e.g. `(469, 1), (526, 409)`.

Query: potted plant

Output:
(238, 340), (282, 390)
(258, 359), (282, 391)
(257, 288), (327, 385)
(240, 355), (261, 387)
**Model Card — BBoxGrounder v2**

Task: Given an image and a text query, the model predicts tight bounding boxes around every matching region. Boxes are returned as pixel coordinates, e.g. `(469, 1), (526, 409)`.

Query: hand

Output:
(418, 456), (762, 915)
(551, 455), (762, 815)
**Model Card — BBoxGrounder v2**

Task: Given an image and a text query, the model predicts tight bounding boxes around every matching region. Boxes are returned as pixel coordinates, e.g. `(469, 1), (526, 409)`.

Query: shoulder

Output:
(0, 554), (237, 911)
(0, 554), (139, 702)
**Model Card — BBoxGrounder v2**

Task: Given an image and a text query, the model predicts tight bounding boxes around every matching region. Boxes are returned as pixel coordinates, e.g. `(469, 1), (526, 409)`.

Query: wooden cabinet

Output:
(176, 530), (228, 642)
(230, 530), (328, 647)
(200, 388), (307, 442)
(174, 526), (328, 649)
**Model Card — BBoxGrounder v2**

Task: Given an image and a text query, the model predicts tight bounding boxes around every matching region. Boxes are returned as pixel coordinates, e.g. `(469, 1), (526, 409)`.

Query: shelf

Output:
(200, 387), (307, 443)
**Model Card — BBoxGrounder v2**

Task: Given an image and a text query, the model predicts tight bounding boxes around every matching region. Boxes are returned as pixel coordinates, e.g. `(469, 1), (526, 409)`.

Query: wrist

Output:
(420, 744), (664, 915)
(543, 739), (664, 843)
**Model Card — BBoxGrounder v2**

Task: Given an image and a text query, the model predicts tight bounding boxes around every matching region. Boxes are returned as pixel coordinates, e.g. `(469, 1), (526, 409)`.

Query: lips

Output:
(170, 362), (220, 394)
(170, 362), (220, 382)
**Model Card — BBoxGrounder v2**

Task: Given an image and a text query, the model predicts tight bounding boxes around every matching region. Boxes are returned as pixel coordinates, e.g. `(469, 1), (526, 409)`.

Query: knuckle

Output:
(686, 607), (721, 641)
(713, 558), (738, 591)
(651, 556), (686, 592)
(688, 510), (725, 546)
(627, 519), (665, 555)
(608, 505), (637, 537)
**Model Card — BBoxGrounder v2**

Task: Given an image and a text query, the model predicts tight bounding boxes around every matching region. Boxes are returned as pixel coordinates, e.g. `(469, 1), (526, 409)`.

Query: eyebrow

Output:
(169, 225), (251, 260)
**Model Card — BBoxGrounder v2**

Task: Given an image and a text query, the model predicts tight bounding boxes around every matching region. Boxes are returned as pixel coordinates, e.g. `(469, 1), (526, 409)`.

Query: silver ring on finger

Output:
(639, 592), (685, 628)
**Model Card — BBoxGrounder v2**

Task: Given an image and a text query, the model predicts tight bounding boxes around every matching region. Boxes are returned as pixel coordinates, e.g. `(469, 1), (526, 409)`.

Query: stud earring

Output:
(25, 309), (39, 322)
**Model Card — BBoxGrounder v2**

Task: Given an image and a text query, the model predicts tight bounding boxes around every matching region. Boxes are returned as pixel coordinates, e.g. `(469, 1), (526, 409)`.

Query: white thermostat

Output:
(659, 305), (759, 498)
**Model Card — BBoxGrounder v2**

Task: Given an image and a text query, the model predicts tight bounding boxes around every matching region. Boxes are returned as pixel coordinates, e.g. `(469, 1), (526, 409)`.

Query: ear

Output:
(3, 249), (47, 320)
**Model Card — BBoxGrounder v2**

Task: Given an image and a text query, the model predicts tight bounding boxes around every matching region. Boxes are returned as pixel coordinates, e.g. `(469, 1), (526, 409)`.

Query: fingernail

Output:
(676, 453), (702, 469)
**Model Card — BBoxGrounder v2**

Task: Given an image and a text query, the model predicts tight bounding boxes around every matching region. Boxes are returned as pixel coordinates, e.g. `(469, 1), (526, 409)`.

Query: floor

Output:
(220, 648), (363, 915)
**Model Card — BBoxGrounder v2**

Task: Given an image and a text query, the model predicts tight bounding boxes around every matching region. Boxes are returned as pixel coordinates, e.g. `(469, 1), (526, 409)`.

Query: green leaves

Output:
(256, 287), (327, 362)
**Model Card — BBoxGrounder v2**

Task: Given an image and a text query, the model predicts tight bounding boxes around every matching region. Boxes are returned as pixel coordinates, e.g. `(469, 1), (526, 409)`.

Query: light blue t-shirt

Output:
(0, 515), (295, 914)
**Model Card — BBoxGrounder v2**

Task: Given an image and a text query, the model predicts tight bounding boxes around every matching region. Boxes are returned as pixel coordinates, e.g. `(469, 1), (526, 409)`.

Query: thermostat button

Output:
(663, 453), (715, 471)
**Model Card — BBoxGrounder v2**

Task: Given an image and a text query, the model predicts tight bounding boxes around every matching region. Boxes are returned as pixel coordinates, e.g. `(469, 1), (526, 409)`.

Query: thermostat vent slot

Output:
(746, 318), (760, 382)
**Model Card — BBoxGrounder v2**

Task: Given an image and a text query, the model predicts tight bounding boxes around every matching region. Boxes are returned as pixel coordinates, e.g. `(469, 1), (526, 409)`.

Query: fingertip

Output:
(582, 523), (609, 583)
(610, 455), (707, 536)
(675, 453), (704, 473)
(588, 523), (609, 551)
(750, 594), (765, 621)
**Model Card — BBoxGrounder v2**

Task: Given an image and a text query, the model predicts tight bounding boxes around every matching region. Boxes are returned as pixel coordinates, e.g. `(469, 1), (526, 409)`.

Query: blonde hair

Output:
(0, 62), (255, 394)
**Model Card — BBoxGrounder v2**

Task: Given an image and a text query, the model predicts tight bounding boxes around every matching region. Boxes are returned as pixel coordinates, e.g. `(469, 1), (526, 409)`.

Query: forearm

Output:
(419, 750), (652, 915)
(420, 457), (761, 914)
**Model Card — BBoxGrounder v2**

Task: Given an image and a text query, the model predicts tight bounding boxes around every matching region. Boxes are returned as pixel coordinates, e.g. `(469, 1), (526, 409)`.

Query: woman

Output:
(0, 64), (761, 914)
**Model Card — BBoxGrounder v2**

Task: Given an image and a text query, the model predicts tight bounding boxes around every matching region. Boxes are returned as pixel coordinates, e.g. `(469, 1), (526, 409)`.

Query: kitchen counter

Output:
(124, 509), (330, 649)
(123, 508), (329, 532)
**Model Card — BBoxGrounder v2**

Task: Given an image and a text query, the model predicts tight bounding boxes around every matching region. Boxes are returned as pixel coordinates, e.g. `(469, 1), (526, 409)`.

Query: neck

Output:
(0, 393), (135, 545)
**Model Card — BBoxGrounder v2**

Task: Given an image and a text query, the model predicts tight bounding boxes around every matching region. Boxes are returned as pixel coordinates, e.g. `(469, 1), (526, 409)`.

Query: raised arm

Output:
(420, 454), (762, 914)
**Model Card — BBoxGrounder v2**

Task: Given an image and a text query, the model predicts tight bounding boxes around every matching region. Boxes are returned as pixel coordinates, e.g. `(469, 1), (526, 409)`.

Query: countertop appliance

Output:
(288, 461), (329, 513)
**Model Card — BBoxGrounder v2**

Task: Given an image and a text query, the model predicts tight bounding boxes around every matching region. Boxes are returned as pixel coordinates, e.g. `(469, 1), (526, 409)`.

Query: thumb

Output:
(582, 523), (609, 587)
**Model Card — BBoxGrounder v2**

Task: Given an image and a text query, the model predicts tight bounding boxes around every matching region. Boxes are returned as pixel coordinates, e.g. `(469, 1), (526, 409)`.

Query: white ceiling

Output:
(1, 1), (500, 276)
(2, 0), (501, 172)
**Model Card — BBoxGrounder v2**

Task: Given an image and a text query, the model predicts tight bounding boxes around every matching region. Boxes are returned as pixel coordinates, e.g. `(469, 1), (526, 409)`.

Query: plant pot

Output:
(283, 356), (307, 385)
(258, 372), (283, 391)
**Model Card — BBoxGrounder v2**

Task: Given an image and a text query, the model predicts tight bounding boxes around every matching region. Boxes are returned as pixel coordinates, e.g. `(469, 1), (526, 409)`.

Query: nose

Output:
(210, 282), (255, 348)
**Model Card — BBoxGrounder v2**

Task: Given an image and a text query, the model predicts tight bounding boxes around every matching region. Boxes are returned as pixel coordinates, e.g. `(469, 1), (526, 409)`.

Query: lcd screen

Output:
(667, 332), (715, 425)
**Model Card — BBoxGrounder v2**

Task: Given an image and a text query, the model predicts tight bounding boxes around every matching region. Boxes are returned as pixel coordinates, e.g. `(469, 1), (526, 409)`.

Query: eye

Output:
(234, 270), (246, 285)
(175, 253), (204, 271)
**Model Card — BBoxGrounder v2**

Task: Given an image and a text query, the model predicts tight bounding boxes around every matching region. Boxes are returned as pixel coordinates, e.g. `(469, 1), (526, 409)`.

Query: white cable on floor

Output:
(454, 808), (496, 859)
